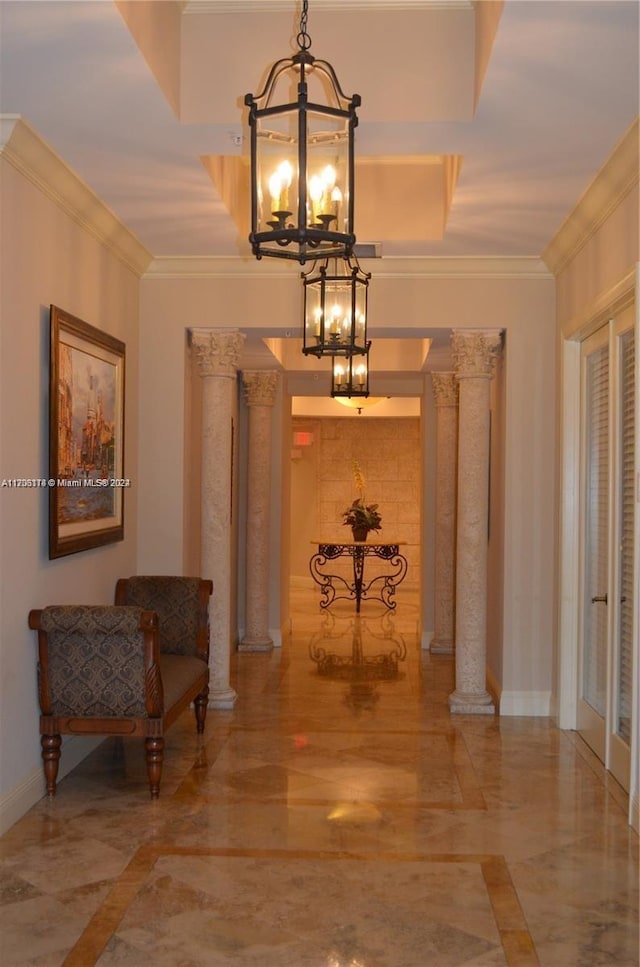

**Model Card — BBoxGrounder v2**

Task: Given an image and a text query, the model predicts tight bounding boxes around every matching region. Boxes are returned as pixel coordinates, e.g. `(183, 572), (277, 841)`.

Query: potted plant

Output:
(342, 460), (382, 541)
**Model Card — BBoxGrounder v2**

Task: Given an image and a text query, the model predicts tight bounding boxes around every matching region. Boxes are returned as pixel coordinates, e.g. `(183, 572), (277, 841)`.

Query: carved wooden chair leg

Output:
(41, 733), (62, 797)
(145, 736), (164, 798)
(194, 685), (209, 734)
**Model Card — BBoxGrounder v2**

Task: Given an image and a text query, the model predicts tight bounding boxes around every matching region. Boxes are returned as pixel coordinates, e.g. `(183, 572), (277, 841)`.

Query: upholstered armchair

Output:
(29, 579), (212, 798)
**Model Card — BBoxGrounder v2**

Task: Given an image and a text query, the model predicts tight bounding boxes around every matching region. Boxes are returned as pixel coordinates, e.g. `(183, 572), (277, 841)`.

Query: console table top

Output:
(311, 539), (407, 546)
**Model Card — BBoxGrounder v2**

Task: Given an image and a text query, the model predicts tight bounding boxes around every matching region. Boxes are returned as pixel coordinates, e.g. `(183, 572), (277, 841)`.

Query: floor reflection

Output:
(308, 610), (407, 682)
(0, 587), (637, 967)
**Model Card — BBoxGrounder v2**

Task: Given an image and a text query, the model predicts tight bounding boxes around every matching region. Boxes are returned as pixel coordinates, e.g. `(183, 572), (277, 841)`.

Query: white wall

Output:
(500, 307), (557, 712)
(0, 131), (142, 832)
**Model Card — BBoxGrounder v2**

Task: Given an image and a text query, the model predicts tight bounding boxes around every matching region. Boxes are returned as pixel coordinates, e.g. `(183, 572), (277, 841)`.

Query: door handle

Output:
(591, 594), (608, 604)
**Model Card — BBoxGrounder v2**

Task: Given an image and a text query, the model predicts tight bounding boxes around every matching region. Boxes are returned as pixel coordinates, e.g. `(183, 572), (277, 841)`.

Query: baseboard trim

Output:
(0, 735), (103, 834)
(269, 627), (282, 648)
(499, 690), (553, 716)
(421, 629), (434, 651)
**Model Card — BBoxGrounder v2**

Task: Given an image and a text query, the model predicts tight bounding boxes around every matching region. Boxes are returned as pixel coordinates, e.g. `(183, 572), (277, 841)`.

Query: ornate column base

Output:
(238, 635), (274, 653)
(430, 637), (454, 655)
(448, 689), (495, 715)
(208, 686), (237, 709)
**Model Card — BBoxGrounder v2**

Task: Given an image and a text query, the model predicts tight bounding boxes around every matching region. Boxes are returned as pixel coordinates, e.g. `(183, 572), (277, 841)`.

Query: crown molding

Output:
(183, 1), (472, 13)
(143, 255), (552, 280)
(0, 115), (153, 277)
(542, 117), (639, 277)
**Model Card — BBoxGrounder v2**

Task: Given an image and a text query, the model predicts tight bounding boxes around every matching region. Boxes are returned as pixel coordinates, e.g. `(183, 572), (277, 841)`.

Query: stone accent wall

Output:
(292, 417), (421, 589)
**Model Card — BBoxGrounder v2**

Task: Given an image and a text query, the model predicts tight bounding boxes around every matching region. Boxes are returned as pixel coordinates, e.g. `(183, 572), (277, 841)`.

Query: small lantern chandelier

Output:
(331, 343), (371, 399)
(244, 0), (360, 263)
(302, 256), (370, 358)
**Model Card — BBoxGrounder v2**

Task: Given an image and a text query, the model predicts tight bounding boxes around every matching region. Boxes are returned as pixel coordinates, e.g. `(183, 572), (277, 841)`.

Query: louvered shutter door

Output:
(616, 330), (634, 744)
(583, 345), (609, 716)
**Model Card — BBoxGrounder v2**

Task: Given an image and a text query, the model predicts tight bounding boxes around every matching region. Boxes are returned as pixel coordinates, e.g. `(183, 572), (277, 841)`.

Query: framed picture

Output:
(49, 306), (126, 559)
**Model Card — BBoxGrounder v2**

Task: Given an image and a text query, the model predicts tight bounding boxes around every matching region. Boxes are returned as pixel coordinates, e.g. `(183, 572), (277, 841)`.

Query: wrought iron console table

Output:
(309, 541), (408, 612)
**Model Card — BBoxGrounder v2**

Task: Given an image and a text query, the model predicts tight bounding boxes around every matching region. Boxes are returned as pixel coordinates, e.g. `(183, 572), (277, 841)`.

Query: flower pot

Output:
(352, 526), (368, 542)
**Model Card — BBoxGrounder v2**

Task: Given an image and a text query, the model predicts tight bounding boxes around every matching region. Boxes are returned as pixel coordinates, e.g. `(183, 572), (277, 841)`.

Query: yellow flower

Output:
(352, 459), (365, 499)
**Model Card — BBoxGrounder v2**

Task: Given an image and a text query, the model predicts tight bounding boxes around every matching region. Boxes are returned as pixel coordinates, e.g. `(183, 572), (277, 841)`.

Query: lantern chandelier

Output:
(301, 255), (370, 358)
(244, 0), (360, 263)
(331, 342), (371, 399)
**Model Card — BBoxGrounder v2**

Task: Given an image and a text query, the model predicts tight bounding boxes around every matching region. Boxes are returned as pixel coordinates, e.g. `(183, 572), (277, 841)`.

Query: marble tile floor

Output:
(1, 588), (638, 966)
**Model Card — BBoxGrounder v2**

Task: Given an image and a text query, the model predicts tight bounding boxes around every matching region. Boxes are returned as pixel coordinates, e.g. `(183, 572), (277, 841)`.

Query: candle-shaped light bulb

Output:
(356, 364), (366, 386)
(309, 175), (323, 200)
(268, 171), (282, 212)
(331, 185), (342, 218)
(278, 160), (293, 210)
(318, 165), (337, 215)
(330, 304), (341, 334)
(309, 174), (323, 222)
(335, 364), (344, 386)
(322, 164), (336, 188)
(313, 307), (322, 337)
(278, 160), (293, 186)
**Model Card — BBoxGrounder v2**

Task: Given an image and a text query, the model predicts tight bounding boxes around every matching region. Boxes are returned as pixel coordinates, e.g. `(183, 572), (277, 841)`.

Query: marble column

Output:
(430, 373), (459, 655)
(191, 328), (245, 709)
(239, 370), (279, 653)
(449, 330), (502, 714)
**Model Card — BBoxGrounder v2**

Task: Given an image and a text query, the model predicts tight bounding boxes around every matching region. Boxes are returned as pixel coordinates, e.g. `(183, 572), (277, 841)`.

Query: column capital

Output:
(451, 330), (502, 379)
(242, 371), (280, 407)
(431, 372), (459, 407)
(190, 329), (245, 378)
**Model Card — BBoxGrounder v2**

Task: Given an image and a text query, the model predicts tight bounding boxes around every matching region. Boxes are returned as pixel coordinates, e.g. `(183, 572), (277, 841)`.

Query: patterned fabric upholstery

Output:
(117, 577), (203, 656)
(30, 597), (209, 799)
(39, 606), (148, 717)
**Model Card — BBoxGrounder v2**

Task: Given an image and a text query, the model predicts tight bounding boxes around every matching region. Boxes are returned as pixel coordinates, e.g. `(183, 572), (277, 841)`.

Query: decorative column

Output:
(430, 373), (459, 655)
(239, 370), (280, 653)
(449, 330), (502, 714)
(191, 328), (245, 709)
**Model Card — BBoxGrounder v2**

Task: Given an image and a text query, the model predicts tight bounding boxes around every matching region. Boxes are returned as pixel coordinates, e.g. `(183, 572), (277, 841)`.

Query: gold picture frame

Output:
(49, 306), (126, 559)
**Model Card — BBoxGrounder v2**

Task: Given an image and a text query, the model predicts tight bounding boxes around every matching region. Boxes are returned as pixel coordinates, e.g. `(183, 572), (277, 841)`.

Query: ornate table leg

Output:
(352, 545), (365, 613)
(360, 545), (408, 610)
(310, 549), (337, 608)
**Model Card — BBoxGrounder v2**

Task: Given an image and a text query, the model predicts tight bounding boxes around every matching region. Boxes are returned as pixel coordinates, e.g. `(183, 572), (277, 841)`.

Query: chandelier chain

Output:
(297, 0), (312, 50)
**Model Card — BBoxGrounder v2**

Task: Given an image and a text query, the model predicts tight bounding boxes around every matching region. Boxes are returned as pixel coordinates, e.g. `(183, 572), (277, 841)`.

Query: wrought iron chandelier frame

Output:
(302, 255), (371, 359)
(331, 342), (372, 399)
(245, 0), (360, 263)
